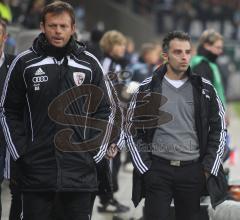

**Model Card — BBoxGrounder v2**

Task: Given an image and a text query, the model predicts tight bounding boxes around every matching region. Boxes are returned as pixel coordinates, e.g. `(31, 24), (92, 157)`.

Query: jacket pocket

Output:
(206, 166), (228, 209)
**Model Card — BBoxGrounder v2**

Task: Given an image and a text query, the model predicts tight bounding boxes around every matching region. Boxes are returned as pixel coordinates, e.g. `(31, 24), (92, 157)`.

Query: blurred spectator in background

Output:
(124, 37), (138, 66)
(99, 30), (130, 214)
(0, 16), (16, 55)
(0, 17), (16, 220)
(85, 0), (240, 42)
(233, 2), (240, 40)
(217, 53), (231, 94)
(0, 20), (21, 220)
(132, 0), (154, 16)
(191, 29), (230, 161)
(8, 0), (21, 23)
(4, 33), (16, 54)
(0, 0), (12, 23)
(67, 0), (85, 31)
(195, 0), (210, 31)
(155, 0), (174, 33)
(174, 0), (196, 33)
(86, 28), (104, 61)
(191, 29), (226, 107)
(0, 1), (16, 55)
(153, 41), (164, 66)
(129, 42), (160, 83)
(23, 0), (45, 29)
(0, 17), (8, 220)
(100, 30), (129, 84)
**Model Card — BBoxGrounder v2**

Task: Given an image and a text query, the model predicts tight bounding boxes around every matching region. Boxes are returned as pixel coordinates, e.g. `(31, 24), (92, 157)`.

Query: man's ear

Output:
(203, 43), (211, 51)
(40, 22), (45, 33)
(3, 33), (8, 43)
(162, 52), (168, 63)
(71, 24), (76, 35)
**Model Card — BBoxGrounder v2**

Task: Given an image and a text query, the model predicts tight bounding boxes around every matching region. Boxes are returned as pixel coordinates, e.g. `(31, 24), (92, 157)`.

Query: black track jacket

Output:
(126, 64), (228, 207)
(0, 34), (116, 192)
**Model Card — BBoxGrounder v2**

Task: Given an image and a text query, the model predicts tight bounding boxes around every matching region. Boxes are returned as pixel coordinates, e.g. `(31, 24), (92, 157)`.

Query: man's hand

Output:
(106, 143), (118, 159)
(225, 114), (230, 127)
(204, 171), (210, 179)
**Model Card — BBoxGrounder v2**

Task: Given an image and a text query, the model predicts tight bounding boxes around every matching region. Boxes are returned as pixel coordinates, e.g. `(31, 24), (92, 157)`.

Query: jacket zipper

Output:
(193, 84), (203, 160)
(55, 58), (62, 191)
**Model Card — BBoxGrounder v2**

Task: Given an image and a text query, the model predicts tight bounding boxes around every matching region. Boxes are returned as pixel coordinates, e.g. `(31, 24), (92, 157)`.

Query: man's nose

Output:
(55, 26), (61, 33)
(182, 53), (188, 59)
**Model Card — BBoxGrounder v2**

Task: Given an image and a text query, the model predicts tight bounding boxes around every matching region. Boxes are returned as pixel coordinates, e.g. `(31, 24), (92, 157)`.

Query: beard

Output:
(167, 63), (188, 75)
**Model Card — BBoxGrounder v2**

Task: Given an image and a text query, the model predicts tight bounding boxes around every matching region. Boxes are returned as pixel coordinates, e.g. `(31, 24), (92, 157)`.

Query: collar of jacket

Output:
(103, 53), (128, 68)
(197, 45), (218, 63)
(150, 63), (202, 91)
(31, 33), (86, 59)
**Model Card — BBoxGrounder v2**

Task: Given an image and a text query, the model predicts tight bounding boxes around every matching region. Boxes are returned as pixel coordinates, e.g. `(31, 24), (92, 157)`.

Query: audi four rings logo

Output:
(32, 76), (48, 83)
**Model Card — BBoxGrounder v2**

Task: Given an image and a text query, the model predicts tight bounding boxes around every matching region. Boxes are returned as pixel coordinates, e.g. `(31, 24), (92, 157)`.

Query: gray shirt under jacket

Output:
(152, 77), (200, 161)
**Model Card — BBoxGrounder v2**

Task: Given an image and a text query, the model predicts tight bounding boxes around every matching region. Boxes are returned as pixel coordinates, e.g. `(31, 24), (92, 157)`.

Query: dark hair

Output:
(0, 18), (7, 34)
(41, 1), (75, 25)
(162, 31), (190, 53)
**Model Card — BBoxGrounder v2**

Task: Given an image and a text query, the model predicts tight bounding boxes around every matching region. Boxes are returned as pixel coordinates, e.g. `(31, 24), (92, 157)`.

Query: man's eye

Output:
(174, 51), (181, 55)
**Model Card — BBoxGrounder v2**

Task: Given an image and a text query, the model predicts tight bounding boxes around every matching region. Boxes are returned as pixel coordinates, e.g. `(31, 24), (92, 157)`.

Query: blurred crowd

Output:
(116, 0), (240, 40)
(0, 0), (234, 96)
(0, 0), (85, 30)
(2, 0), (240, 40)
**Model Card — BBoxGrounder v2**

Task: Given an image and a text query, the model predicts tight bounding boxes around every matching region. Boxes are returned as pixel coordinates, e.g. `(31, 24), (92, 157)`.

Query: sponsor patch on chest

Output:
(32, 68), (48, 91)
(73, 72), (85, 86)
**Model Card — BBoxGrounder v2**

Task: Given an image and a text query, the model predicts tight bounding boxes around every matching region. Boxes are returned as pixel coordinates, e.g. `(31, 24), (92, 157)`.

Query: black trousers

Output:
(22, 191), (95, 220)
(0, 145), (5, 220)
(99, 152), (121, 204)
(144, 157), (205, 220)
(9, 180), (22, 220)
(0, 182), (2, 220)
